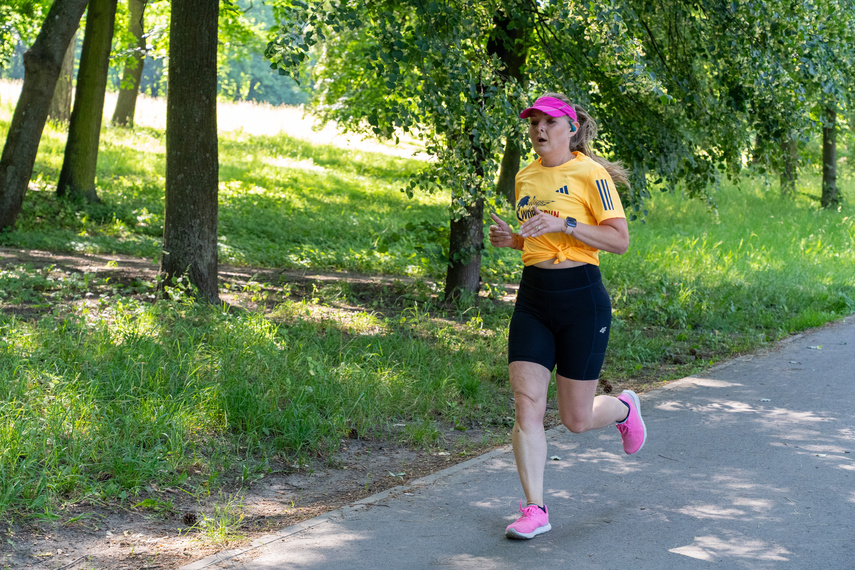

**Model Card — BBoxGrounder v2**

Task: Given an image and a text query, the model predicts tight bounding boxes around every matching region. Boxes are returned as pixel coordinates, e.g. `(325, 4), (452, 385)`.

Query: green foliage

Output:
(267, 0), (855, 215)
(0, 0), (48, 69)
(121, 0), (312, 105)
(267, 0), (525, 212)
(216, 0), (311, 105)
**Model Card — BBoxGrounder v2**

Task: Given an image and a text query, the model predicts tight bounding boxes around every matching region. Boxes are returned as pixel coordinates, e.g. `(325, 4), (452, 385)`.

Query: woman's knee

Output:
(561, 412), (593, 434)
(514, 391), (546, 425)
(509, 361), (550, 426)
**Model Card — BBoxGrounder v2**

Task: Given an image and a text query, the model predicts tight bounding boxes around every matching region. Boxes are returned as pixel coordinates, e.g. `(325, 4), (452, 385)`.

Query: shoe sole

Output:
(622, 390), (647, 454)
(505, 523), (552, 540)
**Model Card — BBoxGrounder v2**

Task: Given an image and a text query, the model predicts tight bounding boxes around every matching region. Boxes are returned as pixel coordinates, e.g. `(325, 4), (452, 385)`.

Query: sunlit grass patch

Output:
(0, 285), (515, 519)
(601, 177), (855, 381)
(1, 95), (447, 277)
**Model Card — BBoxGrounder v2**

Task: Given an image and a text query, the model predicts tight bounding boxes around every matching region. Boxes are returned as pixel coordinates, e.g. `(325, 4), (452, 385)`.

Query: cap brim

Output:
(520, 106), (569, 119)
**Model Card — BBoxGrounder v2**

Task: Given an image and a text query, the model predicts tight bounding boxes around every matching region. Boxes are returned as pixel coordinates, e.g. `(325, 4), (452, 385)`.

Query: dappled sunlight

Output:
(265, 155), (328, 174)
(270, 300), (390, 338)
(706, 471), (787, 495)
(682, 377), (744, 389)
(677, 504), (749, 520)
(670, 532), (791, 562)
(761, 407), (836, 428)
(429, 554), (512, 567)
(570, 448), (646, 476)
(2, 80), (422, 160)
(249, 527), (374, 568)
(655, 393), (838, 435)
(677, 495), (776, 521)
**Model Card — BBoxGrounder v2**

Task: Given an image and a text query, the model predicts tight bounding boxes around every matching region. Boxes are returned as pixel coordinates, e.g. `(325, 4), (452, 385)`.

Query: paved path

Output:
(183, 316), (854, 569)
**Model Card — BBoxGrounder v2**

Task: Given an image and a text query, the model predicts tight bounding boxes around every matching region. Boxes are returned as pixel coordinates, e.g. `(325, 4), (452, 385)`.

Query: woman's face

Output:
(527, 110), (576, 160)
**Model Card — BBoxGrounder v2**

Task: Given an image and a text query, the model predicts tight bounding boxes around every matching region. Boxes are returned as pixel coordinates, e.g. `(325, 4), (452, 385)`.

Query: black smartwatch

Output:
(564, 216), (577, 234)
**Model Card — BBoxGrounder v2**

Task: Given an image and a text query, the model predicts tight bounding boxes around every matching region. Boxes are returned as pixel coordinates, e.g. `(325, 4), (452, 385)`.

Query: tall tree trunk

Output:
(159, 0), (220, 304)
(779, 136), (797, 198)
(496, 139), (521, 205)
(445, 192), (485, 300)
(48, 30), (77, 123)
(821, 105), (839, 209)
(111, 0), (147, 127)
(0, 0), (89, 231)
(442, 11), (529, 299)
(57, 0), (119, 203)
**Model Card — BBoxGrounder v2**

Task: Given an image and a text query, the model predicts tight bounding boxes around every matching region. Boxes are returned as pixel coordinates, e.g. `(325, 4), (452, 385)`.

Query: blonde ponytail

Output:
(542, 92), (631, 189)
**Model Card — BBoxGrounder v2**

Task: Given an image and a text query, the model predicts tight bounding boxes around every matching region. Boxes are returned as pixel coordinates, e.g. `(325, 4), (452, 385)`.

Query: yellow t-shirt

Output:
(515, 152), (626, 266)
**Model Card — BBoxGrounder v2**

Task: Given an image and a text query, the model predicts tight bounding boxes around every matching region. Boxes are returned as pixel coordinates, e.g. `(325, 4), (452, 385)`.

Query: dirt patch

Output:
(2, 434), (500, 570)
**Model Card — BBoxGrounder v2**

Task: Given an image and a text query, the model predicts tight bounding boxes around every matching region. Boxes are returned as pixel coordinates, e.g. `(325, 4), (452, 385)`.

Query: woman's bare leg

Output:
(509, 361), (552, 506)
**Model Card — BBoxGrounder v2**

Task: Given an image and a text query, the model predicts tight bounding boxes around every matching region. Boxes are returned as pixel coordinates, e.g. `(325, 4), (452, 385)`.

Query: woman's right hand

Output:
(489, 213), (517, 249)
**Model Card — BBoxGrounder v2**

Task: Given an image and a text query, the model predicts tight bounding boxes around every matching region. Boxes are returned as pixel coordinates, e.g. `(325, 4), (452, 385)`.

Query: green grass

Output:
(0, 89), (853, 521)
(602, 176), (855, 381)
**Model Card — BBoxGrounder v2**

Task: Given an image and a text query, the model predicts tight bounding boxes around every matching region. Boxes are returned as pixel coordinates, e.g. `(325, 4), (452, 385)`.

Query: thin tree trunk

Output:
(57, 0), (119, 203)
(111, 0), (147, 127)
(779, 136), (797, 197)
(0, 0), (89, 231)
(48, 30), (77, 123)
(496, 138), (521, 205)
(821, 105), (839, 209)
(159, 0), (220, 304)
(442, 11), (529, 299)
(445, 193), (485, 300)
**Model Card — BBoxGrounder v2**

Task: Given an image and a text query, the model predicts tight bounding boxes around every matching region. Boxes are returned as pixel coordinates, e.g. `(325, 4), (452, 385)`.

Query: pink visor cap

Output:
(519, 96), (577, 122)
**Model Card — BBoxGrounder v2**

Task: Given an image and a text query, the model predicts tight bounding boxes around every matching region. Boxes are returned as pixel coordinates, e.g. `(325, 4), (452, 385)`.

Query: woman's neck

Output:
(540, 151), (575, 167)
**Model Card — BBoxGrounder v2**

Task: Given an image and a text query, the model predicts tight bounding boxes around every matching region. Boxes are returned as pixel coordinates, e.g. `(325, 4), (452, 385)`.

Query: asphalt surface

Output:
(182, 316), (854, 570)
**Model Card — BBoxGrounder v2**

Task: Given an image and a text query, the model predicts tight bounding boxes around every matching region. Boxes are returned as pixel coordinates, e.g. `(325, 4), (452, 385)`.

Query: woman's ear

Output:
(570, 121), (579, 133)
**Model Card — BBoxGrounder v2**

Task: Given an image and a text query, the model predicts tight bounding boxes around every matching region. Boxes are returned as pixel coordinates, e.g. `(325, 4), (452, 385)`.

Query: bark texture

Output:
(48, 31), (77, 124)
(779, 136), (798, 198)
(159, 0), (220, 304)
(0, 0), (89, 230)
(496, 139), (522, 206)
(57, 0), (119, 203)
(821, 106), (839, 209)
(111, 0), (147, 127)
(445, 193), (485, 300)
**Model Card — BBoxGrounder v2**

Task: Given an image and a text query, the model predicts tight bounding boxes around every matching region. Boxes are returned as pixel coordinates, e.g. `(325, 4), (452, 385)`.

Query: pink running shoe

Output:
(616, 389), (647, 454)
(505, 502), (551, 539)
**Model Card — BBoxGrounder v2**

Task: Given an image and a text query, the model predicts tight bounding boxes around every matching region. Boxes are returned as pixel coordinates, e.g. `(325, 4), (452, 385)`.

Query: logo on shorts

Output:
(600, 327), (608, 333)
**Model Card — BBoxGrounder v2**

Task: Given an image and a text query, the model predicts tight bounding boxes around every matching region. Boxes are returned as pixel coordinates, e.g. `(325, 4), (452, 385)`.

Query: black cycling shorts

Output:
(508, 264), (612, 380)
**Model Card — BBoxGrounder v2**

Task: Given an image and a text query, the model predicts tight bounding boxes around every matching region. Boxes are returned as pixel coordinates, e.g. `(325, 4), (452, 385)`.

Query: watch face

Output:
(566, 217), (577, 228)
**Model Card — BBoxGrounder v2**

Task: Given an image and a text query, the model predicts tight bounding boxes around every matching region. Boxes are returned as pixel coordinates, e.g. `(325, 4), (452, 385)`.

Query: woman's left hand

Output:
(519, 207), (561, 238)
